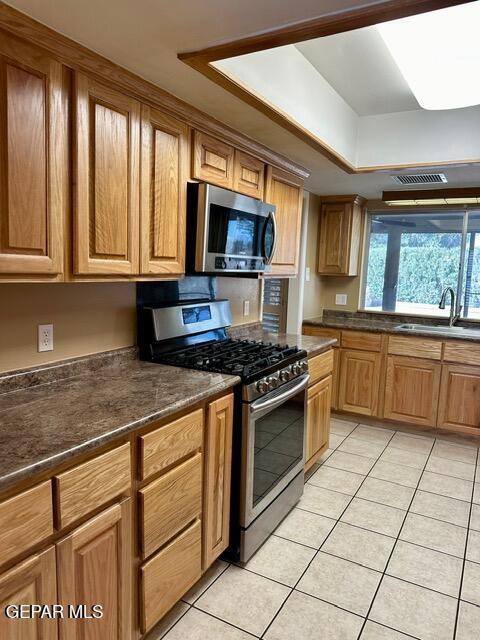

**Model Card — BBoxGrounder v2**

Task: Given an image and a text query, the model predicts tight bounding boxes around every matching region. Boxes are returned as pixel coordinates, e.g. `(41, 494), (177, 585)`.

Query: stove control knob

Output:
(292, 363), (302, 375)
(256, 379), (269, 394)
(280, 369), (291, 382)
(301, 360), (309, 373)
(266, 375), (279, 390)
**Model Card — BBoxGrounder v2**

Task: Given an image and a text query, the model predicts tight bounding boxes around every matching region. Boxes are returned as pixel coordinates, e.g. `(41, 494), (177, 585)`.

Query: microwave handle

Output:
(264, 210), (277, 265)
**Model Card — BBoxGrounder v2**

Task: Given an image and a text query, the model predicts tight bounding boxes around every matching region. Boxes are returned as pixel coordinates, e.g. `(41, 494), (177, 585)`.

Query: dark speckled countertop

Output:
(0, 333), (334, 492)
(303, 311), (480, 342)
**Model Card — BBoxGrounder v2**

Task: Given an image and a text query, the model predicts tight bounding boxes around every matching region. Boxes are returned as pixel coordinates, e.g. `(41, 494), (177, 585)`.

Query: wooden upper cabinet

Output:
(192, 130), (234, 188)
(0, 547), (57, 640)
(233, 150), (265, 199)
(56, 500), (131, 640)
(384, 355), (441, 427)
(203, 393), (233, 570)
(140, 106), (188, 276)
(317, 195), (365, 276)
(264, 166), (304, 277)
(0, 34), (66, 278)
(438, 364), (480, 431)
(338, 349), (381, 416)
(74, 74), (140, 275)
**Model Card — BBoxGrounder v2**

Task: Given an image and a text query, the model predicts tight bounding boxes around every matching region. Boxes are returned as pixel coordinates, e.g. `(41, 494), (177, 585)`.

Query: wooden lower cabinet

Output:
(139, 452), (202, 558)
(56, 500), (131, 640)
(332, 349), (340, 410)
(0, 547), (57, 640)
(140, 520), (201, 634)
(438, 364), (480, 430)
(338, 349), (381, 416)
(384, 356), (441, 427)
(305, 376), (332, 471)
(203, 394), (234, 569)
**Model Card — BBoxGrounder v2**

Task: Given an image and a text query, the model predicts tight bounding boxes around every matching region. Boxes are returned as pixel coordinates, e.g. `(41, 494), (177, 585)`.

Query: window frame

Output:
(360, 207), (480, 321)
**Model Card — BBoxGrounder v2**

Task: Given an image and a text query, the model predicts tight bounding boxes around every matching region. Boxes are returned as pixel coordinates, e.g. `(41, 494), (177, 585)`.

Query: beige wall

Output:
(217, 277), (262, 326)
(302, 192), (366, 320)
(0, 277), (262, 374)
(0, 283), (137, 373)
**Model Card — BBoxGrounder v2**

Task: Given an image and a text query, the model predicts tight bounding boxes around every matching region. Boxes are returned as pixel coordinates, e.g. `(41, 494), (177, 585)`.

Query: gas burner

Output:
(155, 338), (307, 385)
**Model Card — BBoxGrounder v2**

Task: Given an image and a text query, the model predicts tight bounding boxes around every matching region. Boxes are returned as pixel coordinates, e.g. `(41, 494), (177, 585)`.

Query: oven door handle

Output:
(249, 373), (310, 414)
(263, 210), (277, 265)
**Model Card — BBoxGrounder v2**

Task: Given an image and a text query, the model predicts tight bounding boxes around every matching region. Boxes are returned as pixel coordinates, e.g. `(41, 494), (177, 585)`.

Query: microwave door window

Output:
(208, 204), (264, 257)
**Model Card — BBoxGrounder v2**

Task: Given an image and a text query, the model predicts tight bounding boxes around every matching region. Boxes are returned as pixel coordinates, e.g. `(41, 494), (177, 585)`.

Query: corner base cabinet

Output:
(338, 349), (381, 417)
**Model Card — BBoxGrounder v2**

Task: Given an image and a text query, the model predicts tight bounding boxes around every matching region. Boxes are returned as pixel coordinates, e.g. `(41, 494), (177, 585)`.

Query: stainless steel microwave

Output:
(186, 182), (276, 275)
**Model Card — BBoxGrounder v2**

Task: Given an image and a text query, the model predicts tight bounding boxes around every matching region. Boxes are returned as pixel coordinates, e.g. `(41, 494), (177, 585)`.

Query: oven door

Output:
(240, 373), (309, 527)
(197, 183), (276, 273)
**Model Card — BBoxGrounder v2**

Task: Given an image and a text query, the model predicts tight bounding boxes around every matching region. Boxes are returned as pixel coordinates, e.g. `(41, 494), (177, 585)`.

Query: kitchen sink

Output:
(395, 323), (480, 338)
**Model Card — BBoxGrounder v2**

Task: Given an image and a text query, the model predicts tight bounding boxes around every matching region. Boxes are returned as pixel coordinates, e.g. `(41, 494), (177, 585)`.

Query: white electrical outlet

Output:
(335, 294), (348, 306)
(243, 300), (250, 317)
(38, 324), (54, 352)
(305, 266), (311, 282)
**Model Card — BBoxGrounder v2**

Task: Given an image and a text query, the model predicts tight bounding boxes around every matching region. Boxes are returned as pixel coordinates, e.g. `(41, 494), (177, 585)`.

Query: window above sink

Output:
(361, 209), (480, 321)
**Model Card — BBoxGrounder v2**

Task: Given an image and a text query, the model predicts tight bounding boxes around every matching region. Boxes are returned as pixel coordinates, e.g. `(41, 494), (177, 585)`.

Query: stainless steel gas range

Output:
(139, 299), (309, 562)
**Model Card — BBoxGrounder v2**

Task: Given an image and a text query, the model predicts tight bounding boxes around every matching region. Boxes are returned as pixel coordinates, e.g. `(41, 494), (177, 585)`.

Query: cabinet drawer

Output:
(444, 340), (480, 366)
(139, 452), (202, 558)
(303, 326), (341, 343)
(0, 482), (53, 566)
(54, 443), (131, 529)
(139, 409), (203, 481)
(309, 350), (334, 385)
(140, 519), (202, 633)
(341, 330), (382, 352)
(388, 335), (442, 360)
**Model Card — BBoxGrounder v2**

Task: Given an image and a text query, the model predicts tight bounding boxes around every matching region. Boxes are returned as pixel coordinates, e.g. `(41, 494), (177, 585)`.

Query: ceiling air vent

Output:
(391, 173), (448, 185)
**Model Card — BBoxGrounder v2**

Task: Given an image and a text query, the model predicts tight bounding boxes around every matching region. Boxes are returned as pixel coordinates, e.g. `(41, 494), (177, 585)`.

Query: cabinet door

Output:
(140, 106), (188, 275)
(0, 547), (57, 640)
(305, 376), (332, 471)
(384, 356), (441, 427)
(338, 349), (381, 416)
(233, 150), (265, 199)
(56, 500), (131, 640)
(74, 74), (140, 275)
(0, 34), (66, 277)
(203, 394), (233, 569)
(317, 201), (362, 276)
(317, 203), (350, 275)
(331, 349), (340, 411)
(265, 166), (303, 276)
(438, 364), (480, 430)
(192, 131), (234, 188)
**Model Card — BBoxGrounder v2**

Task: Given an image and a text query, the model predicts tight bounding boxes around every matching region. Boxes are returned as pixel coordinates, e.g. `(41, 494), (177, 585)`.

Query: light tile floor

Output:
(154, 418), (480, 640)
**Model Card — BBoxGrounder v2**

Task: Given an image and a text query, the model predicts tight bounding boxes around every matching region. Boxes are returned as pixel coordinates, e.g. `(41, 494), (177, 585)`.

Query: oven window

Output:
(208, 204), (265, 257)
(253, 394), (304, 507)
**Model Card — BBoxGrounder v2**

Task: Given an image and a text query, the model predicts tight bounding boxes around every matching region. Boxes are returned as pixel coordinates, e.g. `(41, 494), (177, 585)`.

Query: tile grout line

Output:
(354, 429), (438, 640)
(452, 446), (479, 640)
(287, 506), (470, 561)
(258, 423), (397, 639)
(161, 563), (232, 639)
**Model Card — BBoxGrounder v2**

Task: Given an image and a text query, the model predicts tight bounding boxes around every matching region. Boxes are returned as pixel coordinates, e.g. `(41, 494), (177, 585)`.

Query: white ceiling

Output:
(4, 0), (480, 198)
(296, 26), (420, 116)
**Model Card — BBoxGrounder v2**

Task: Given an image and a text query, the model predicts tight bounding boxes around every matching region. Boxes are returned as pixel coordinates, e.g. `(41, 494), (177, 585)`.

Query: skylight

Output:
(377, 1), (480, 110)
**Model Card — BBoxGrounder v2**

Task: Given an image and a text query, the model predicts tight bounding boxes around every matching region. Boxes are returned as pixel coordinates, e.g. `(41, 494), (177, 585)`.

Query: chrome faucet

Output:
(439, 287), (462, 327)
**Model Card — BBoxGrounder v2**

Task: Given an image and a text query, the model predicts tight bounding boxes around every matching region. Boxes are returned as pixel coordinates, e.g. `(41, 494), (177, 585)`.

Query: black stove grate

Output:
(154, 338), (305, 382)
